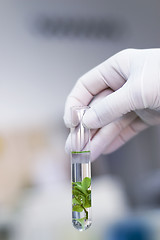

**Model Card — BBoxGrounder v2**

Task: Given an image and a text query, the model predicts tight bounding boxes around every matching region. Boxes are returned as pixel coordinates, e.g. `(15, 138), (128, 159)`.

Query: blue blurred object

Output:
(104, 218), (152, 240)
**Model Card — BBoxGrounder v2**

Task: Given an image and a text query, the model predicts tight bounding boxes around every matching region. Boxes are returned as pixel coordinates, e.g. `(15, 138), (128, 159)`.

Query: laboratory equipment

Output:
(71, 106), (92, 231)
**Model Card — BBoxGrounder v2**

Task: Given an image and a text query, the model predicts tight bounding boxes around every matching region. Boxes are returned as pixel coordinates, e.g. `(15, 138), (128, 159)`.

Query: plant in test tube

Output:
(72, 177), (91, 229)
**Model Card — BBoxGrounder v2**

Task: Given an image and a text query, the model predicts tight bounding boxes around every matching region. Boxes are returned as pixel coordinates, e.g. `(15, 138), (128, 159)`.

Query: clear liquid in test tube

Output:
(71, 106), (92, 231)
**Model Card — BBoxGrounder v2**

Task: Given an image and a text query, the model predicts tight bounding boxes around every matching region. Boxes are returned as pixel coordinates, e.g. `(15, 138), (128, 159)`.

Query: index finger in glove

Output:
(63, 49), (131, 128)
(64, 67), (108, 127)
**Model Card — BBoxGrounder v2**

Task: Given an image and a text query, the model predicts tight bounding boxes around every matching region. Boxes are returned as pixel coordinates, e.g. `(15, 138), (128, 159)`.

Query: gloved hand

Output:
(64, 49), (160, 161)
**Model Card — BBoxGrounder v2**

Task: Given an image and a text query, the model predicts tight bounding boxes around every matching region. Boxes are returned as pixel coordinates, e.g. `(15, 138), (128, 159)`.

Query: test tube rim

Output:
(71, 106), (90, 111)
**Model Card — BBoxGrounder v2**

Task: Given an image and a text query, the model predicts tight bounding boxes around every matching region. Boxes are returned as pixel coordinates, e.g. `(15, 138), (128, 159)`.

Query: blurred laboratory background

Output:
(0, 0), (160, 239)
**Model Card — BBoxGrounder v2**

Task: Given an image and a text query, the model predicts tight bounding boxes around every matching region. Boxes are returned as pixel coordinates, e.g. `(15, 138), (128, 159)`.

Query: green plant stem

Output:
(74, 196), (88, 219)
(83, 207), (88, 220)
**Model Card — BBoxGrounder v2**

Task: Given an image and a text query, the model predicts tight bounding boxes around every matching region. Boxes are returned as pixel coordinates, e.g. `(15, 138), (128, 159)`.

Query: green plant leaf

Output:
(72, 188), (85, 198)
(72, 182), (81, 187)
(84, 195), (91, 208)
(72, 197), (81, 204)
(72, 204), (83, 212)
(74, 185), (86, 195)
(82, 177), (91, 191)
(74, 217), (86, 230)
(81, 195), (86, 206)
(74, 185), (83, 191)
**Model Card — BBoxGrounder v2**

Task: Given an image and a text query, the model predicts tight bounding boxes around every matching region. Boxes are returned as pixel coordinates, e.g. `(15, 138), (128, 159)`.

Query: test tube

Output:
(71, 106), (92, 231)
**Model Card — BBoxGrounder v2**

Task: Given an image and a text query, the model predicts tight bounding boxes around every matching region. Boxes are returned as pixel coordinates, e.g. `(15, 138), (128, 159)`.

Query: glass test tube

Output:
(71, 106), (92, 231)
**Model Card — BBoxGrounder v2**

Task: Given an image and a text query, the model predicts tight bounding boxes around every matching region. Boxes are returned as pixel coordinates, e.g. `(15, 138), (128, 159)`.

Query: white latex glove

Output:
(64, 49), (160, 161)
